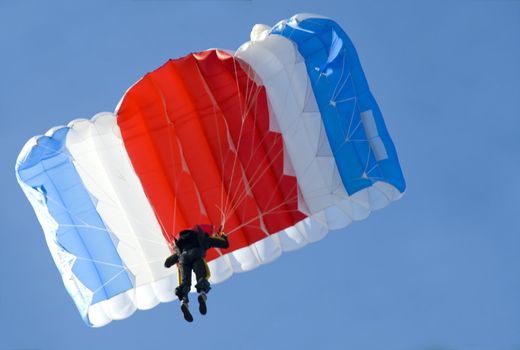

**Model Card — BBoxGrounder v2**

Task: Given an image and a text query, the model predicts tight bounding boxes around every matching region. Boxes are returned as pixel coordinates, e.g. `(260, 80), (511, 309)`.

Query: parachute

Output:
(15, 14), (405, 326)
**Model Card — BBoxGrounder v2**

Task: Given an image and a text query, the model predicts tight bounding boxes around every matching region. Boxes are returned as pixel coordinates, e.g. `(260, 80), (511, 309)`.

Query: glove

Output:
(212, 231), (227, 239)
(213, 225), (226, 237)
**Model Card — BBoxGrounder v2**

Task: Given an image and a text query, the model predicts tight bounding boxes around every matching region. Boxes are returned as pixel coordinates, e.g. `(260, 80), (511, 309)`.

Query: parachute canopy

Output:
(15, 14), (405, 327)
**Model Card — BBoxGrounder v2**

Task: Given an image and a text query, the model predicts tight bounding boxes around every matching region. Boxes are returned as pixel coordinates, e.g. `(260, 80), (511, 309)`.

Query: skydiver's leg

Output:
(175, 252), (193, 303)
(193, 258), (211, 315)
(176, 251), (195, 322)
(193, 258), (211, 294)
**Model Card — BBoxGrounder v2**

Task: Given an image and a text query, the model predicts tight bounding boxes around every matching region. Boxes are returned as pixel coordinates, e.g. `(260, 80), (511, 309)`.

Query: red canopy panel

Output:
(117, 50), (306, 260)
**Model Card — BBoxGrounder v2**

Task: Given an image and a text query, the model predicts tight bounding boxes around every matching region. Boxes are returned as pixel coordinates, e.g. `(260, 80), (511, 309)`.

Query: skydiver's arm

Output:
(207, 234), (230, 249)
(164, 253), (179, 268)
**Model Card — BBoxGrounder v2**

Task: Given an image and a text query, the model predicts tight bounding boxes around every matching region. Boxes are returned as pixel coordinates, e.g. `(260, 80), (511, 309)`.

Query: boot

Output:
(198, 292), (207, 315)
(180, 299), (193, 322)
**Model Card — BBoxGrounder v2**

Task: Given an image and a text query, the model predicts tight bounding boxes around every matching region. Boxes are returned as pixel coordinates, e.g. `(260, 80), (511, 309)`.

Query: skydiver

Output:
(164, 224), (230, 322)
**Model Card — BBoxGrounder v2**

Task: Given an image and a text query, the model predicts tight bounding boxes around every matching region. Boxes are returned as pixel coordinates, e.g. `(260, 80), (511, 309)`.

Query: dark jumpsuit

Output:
(164, 225), (229, 302)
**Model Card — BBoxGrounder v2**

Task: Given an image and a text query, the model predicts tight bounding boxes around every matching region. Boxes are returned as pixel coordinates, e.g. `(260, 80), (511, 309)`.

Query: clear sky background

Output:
(1, 1), (519, 350)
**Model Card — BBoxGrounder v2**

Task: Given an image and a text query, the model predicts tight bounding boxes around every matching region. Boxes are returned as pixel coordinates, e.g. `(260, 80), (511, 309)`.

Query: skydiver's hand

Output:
(212, 225), (224, 237)
(212, 231), (227, 239)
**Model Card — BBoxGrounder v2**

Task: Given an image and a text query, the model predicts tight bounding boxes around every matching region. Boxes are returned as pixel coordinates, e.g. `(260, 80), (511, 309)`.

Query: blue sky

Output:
(1, 1), (520, 349)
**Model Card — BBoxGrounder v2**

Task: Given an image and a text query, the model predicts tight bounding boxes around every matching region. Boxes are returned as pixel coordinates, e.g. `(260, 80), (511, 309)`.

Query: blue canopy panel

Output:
(16, 127), (133, 323)
(271, 16), (406, 195)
